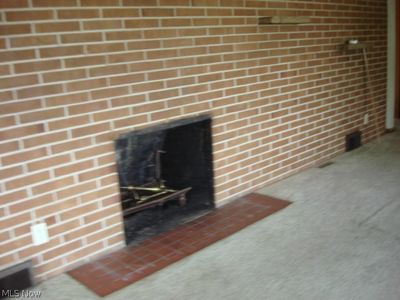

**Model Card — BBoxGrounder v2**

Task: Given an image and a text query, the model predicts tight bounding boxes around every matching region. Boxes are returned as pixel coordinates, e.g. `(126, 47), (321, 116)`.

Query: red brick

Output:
(147, 49), (177, 60)
(74, 143), (114, 160)
(1, 148), (47, 166)
(0, 232), (10, 244)
(103, 8), (140, 18)
(9, 194), (52, 214)
(6, 10), (54, 22)
(127, 40), (160, 50)
(68, 101), (108, 115)
(112, 114), (148, 129)
(33, 0), (77, 6)
(0, 124), (44, 141)
(111, 94), (145, 107)
(64, 222), (102, 243)
(0, 65), (9, 76)
(28, 154), (71, 172)
(125, 19), (159, 28)
(176, 8), (205, 16)
(83, 205), (120, 224)
(97, 154), (116, 167)
(0, 24), (31, 35)
(0, 0), (28, 8)
(51, 138), (92, 154)
(160, 0), (190, 4)
(163, 38), (193, 48)
(6, 171), (50, 191)
(71, 123), (111, 138)
(123, 0), (157, 5)
(49, 220), (80, 240)
(1, 236), (31, 254)
(81, 0), (119, 5)
(0, 190), (28, 206)
(35, 22), (80, 33)
(166, 77), (195, 88)
(61, 32), (103, 44)
(0, 166), (23, 181)
(192, 0), (219, 6)
(17, 84), (63, 99)
(48, 115), (91, 131)
(14, 60), (61, 74)
(0, 50), (34, 63)
(79, 185), (118, 204)
(40, 45), (84, 58)
(20, 108), (65, 123)
(86, 224), (120, 244)
(143, 29), (177, 39)
(45, 92), (89, 107)
(129, 61), (163, 72)
(43, 240), (82, 260)
(0, 75), (38, 89)
(0, 116), (15, 128)
(193, 18), (219, 26)
(58, 9), (100, 19)
(112, 54), (145, 67)
(149, 70), (179, 81)
(23, 131), (69, 148)
(130, 81), (163, 93)
(55, 160), (94, 177)
(32, 176), (75, 196)
(42, 69), (86, 83)
(18, 235), (60, 260)
(142, 8), (174, 17)
(0, 141), (18, 155)
(65, 55), (106, 68)
(151, 108), (181, 122)
(78, 165), (117, 182)
(86, 43), (125, 54)
(83, 20), (122, 30)
(89, 64), (127, 77)
(93, 86), (130, 100)
(57, 181), (97, 201)
(149, 89), (179, 101)
(10, 35), (57, 48)
(66, 78), (107, 92)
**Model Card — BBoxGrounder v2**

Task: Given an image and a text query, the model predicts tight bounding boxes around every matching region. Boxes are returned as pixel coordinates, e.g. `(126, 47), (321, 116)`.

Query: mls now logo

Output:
(1, 289), (42, 298)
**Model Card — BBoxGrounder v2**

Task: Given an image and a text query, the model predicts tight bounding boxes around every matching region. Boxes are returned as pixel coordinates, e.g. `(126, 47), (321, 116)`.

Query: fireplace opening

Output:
(114, 115), (215, 245)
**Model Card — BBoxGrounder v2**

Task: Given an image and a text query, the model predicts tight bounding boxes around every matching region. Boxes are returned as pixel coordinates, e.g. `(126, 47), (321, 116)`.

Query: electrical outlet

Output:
(363, 113), (369, 125)
(31, 222), (49, 245)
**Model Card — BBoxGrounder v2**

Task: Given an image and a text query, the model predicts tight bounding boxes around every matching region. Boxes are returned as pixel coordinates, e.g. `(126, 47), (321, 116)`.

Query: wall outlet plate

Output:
(31, 223), (49, 245)
(363, 113), (369, 125)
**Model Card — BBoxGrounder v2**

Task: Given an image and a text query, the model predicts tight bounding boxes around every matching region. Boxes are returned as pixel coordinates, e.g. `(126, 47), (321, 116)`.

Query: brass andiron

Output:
(120, 149), (192, 216)
(121, 186), (176, 204)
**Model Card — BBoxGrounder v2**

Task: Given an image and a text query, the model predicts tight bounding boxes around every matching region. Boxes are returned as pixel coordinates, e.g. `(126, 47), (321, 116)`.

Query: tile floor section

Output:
(68, 193), (291, 297)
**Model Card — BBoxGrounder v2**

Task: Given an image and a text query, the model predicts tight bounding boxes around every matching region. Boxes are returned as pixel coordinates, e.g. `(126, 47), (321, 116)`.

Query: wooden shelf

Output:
(259, 16), (311, 25)
(345, 43), (372, 50)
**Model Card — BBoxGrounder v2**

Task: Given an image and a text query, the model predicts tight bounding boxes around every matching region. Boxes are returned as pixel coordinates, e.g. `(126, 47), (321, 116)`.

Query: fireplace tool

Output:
(120, 150), (192, 216)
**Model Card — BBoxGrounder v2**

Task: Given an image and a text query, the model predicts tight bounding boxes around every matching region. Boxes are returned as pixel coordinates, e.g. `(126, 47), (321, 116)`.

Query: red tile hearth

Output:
(68, 193), (291, 297)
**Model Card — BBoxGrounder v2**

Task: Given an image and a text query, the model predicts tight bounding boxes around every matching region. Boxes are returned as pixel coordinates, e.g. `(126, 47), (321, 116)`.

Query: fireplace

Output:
(114, 115), (215, 245)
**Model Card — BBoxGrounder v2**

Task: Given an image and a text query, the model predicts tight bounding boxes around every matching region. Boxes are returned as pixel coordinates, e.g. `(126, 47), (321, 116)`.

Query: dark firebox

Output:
(114, 115), (215, 245)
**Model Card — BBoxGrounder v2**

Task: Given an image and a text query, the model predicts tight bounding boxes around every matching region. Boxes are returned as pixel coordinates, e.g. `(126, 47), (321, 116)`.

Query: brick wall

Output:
(0, 0), (387, 281)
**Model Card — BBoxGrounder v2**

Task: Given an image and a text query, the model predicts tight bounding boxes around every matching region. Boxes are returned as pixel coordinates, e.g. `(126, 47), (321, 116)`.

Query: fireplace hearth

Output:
(114, 115), (215, 245)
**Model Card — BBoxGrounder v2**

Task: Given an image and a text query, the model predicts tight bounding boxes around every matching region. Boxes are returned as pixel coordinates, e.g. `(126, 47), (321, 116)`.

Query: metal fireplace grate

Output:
(120, 150), (192, 216)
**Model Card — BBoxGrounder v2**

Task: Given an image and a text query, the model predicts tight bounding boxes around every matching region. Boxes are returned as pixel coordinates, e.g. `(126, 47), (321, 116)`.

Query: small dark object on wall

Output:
(346, 131), (362, 151)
